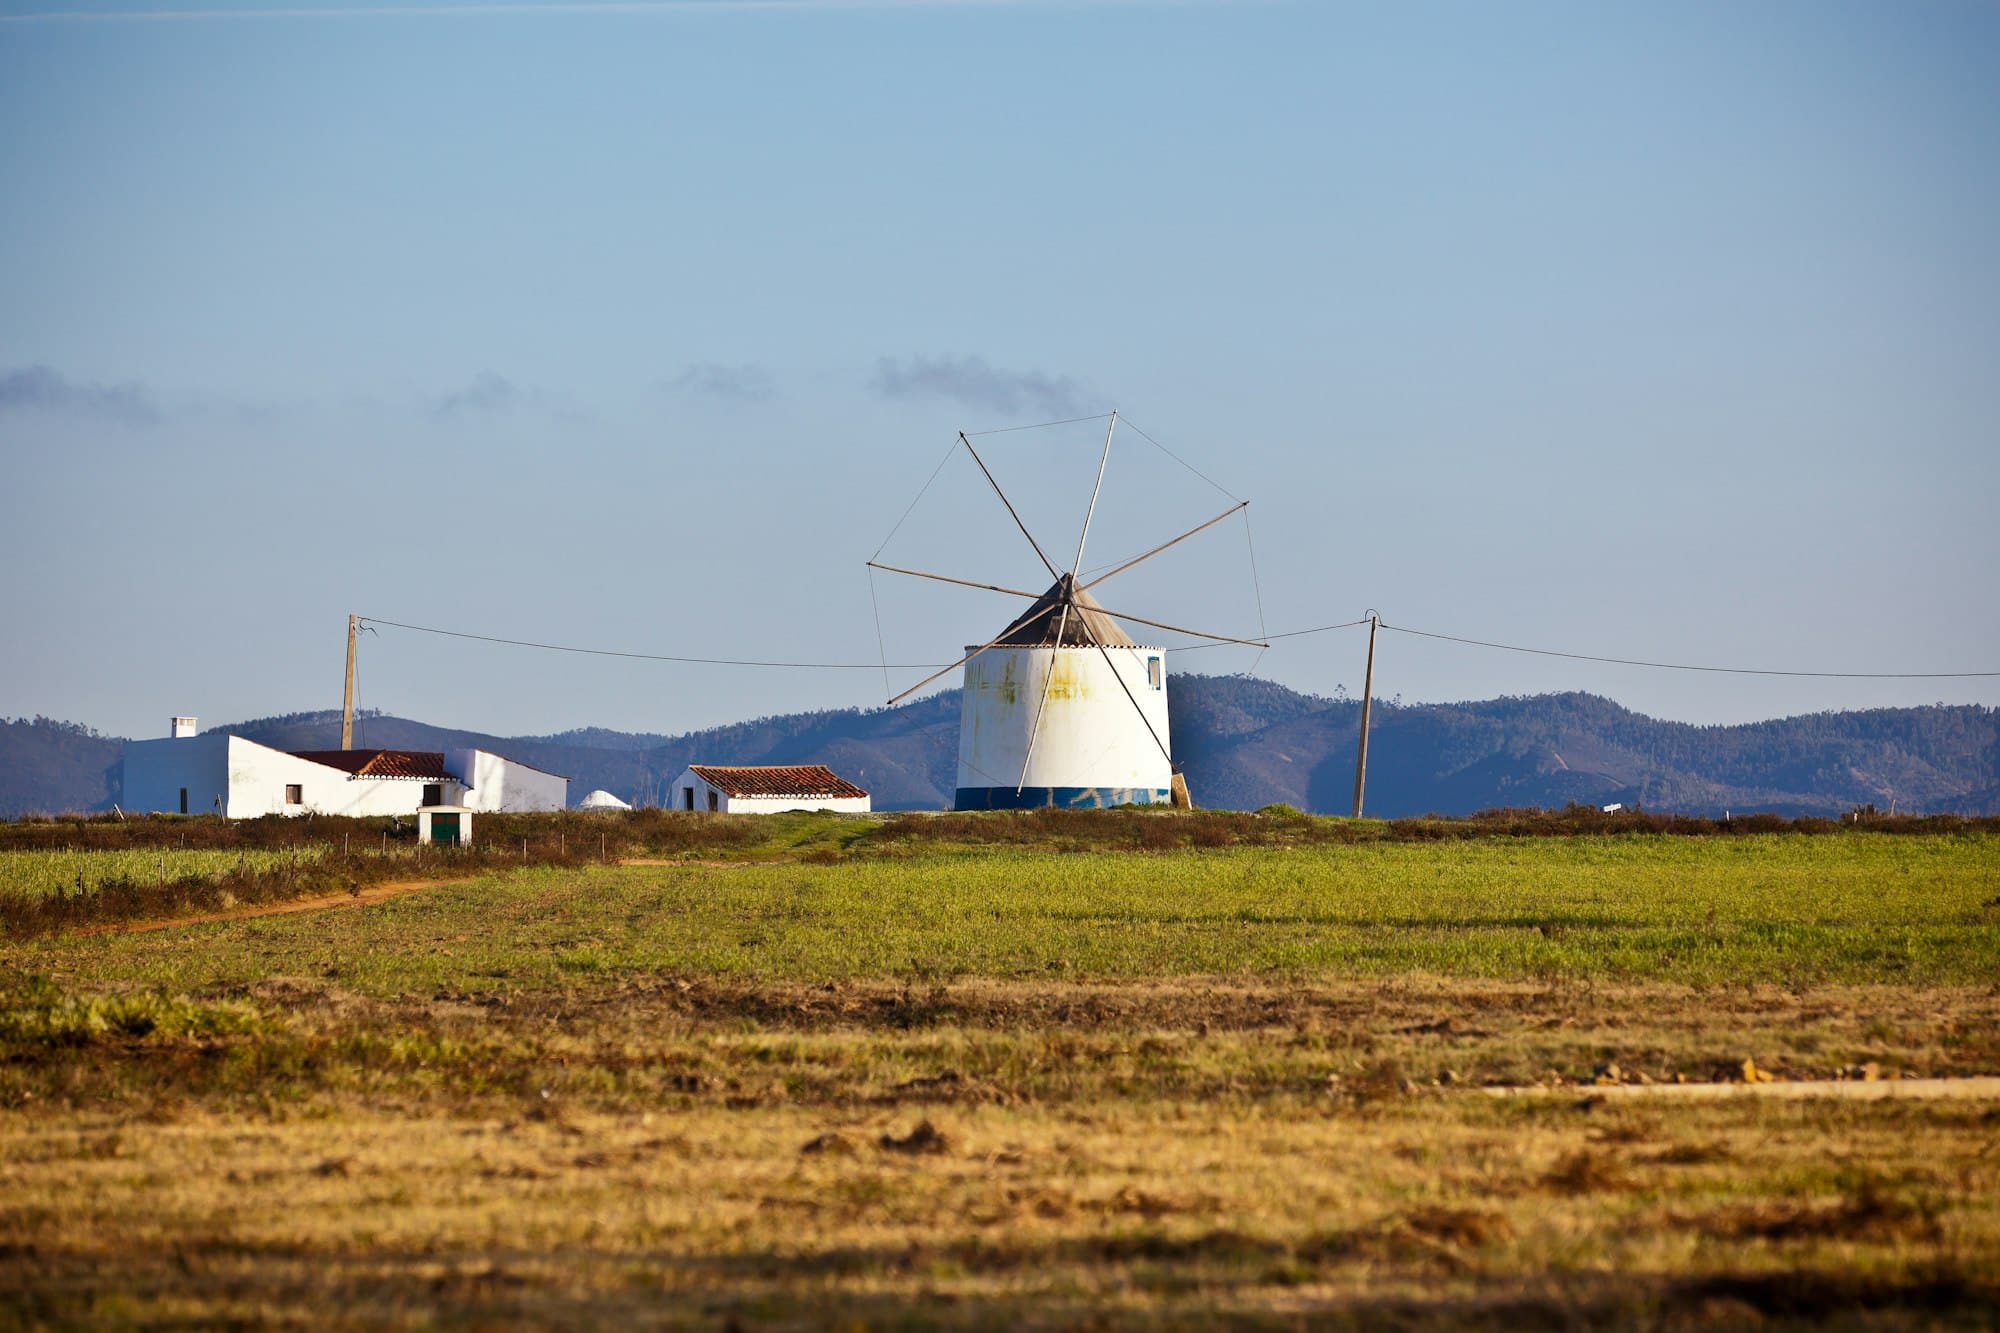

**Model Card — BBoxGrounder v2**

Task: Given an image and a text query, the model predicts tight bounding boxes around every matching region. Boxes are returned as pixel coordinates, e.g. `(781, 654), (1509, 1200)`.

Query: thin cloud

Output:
(428, 371), (593, 424)
(431, 371), (517, 420)
(871, 354), (1091, 419)
(0, 365), (160, 425)
(669, 362), (779, 404)
(0, 1), (1173, 23)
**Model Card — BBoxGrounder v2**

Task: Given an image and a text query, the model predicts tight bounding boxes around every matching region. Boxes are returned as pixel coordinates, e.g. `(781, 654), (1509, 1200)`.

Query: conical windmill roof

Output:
(991, 575), (1137, 648)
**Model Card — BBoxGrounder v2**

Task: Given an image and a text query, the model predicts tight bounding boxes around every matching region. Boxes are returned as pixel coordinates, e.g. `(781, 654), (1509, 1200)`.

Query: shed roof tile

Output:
(290, 750), (455, 781)
(688, 764), (868, 799)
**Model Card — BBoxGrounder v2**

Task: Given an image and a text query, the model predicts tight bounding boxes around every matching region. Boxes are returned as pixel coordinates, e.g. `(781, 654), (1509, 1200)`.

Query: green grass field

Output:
(14, 831), (1996, 992)
(0, 847), (327, 901)
(2, 819), (1997, 1328)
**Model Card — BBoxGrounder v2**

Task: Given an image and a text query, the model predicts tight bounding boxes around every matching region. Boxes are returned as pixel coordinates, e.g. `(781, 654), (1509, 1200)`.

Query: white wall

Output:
(221, 739), (465, 818)
(956, 644), (1173, 807)
(446, 748), (568, 812)
(723, 793), (871, 814)
(670, 768), (721, 812)
(123, 733), (231, 816)
(123, 735), (465, 818)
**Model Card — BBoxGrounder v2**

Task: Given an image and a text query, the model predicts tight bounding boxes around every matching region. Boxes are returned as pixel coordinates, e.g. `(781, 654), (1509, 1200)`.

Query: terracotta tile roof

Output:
(688, 764), (868, 799)
(290, 750), (455, 781)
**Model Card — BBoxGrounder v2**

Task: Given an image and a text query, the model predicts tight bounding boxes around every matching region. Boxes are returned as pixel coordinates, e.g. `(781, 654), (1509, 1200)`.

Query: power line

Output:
(358, 611), (1997, 682)
(1175, 616), (1370, 653)
(360, 617), (948, 670)
(1381, 621), (2000, 680)
(1267, 617), (1372, 642)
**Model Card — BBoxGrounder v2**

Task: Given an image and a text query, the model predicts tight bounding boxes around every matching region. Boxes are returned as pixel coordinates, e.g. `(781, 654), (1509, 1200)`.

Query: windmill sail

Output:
(872, 412), (1251, 811)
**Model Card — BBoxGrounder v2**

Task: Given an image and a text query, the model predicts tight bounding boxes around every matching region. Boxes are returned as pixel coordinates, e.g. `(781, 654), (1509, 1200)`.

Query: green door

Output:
(432, 813), (460, 847)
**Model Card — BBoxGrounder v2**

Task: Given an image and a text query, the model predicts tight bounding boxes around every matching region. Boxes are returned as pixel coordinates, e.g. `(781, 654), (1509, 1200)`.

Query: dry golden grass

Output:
(3, 975), (1998, 1328)
(4, 1093), (1996, 1328)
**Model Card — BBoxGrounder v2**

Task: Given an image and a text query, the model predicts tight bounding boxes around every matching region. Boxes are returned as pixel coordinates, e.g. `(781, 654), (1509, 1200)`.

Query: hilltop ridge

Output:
(5, 679), (1994, 818)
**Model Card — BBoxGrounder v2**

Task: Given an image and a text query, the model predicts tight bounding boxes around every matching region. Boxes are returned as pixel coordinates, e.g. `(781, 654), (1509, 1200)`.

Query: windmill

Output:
(869, 413), (1266, 810)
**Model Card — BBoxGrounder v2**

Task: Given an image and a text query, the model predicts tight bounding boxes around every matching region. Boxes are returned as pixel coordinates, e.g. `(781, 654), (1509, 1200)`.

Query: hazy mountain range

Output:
(6, 677), (1996, 819)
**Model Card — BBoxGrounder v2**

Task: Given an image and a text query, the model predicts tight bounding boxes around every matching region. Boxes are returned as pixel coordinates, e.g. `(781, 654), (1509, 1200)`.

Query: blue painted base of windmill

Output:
(953, 786), (1173, 811)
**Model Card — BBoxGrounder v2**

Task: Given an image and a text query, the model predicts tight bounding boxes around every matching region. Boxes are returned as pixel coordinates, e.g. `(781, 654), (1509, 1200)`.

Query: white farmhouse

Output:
(669, 765), (870, 814)
(122, 717), (567, 817)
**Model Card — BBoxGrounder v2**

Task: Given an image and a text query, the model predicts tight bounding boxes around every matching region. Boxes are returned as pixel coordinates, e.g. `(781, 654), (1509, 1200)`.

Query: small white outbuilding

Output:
(577, 789), (633, 811)
(416, 806), (472, 846)
(669, 765), (870, 814)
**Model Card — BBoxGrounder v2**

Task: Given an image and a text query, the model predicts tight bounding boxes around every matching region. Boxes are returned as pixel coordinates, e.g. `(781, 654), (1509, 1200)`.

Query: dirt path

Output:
(1485, 1076), (2000, 1102)
(73, 856), (744, 937)
(76, 876), (459, 937)
(615, 858), (756, 868)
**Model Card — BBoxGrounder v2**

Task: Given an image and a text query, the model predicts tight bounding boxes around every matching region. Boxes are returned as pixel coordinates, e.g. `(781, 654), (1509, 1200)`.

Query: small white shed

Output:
(417, 806), (472, 846)
(669, 765), (870, 814)
(578, 789), (632, 811)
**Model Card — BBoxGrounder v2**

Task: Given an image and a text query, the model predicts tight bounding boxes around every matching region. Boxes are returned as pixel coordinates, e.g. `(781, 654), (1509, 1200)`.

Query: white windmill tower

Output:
(870, 413), (1265, 810)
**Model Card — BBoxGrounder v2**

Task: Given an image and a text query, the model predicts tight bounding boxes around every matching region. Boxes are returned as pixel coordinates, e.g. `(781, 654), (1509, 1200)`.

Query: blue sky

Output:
(2, 0), (1996, 740)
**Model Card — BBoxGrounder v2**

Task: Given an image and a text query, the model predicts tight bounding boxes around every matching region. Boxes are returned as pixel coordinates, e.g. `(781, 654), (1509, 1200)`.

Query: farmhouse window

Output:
(707, 789), (719, 812)
(284, 784), (303, 805)
(179, 787), (188, 815)
(422, 783), (443, 807)
(1147, 655), (1162, 689)
(684, 787), (695, 811)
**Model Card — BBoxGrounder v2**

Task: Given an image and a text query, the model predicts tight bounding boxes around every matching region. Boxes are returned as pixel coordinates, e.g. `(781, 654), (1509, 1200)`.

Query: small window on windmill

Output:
(1147, 656), (1162, 689)
(284, 784), (303, 805)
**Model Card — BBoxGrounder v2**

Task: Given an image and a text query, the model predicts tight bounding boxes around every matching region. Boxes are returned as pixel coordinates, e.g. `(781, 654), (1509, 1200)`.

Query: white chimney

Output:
(171, 716), (198, 739)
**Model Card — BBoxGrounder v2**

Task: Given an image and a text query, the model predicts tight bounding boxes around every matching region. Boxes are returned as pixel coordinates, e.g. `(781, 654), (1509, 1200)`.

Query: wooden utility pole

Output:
(341, 614), (358, 751)
(1350, 612), (1379, 819)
